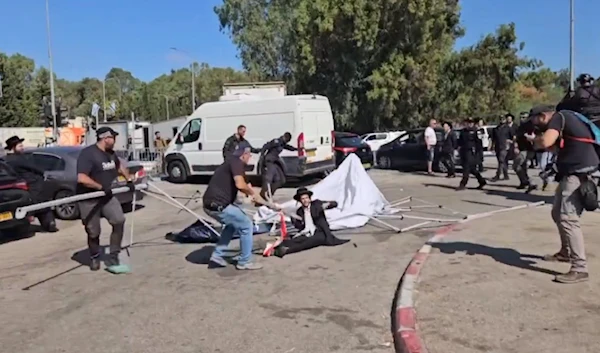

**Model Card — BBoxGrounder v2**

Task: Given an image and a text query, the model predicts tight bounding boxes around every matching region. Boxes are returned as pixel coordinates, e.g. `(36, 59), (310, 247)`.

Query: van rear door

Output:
(300, 111), (334, 164)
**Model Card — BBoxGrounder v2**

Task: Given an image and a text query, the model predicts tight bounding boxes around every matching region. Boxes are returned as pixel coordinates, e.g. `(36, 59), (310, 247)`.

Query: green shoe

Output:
(106, 264), (131, 274)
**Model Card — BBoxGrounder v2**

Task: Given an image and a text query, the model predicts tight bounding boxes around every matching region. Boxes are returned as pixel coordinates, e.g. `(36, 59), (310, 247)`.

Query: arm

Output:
(321, 201), (338, 210)
(9, 158), (45, 176)
(534, 114), (561, 150)
(249, 143), (262, 154)
(231, 162), (271, 206)
(292, 208), (304, 230)
(260, 139), (280, 153)
(77, 173), (103, 191)
(76, 153), (103, 190)
(283, 144), (297, 152)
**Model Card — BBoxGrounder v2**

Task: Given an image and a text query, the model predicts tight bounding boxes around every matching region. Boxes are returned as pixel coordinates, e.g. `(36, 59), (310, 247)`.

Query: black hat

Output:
(463, 117), (474, 123)
(96, 126), (119, 139)
(293, 187), (313, 201)
(504, 113), (514, 119)
(528, 104), (555, 118)
(4, 136), (24, 150)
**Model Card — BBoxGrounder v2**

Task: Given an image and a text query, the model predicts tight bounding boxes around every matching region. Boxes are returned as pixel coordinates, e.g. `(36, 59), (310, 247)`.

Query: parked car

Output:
(334, 132), (373, 169)
(479, 125), (496, 152)
(26, 146), (148, 220)
(360, 131), (405, 152)
(376, 128), (460, 172)
(0, 160), (32, 235)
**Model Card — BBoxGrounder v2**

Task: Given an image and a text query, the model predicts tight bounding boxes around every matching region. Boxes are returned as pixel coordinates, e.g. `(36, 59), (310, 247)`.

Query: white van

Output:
(163, 94), (336, 182)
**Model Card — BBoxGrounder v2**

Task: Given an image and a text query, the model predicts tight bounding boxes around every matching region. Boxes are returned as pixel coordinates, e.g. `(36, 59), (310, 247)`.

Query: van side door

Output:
(173, 118), (204, 174)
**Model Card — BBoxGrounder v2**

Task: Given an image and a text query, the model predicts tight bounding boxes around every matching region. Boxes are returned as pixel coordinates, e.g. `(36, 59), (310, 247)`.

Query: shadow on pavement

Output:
(432, 241), (562, 276)
(423, 182), (554, 204)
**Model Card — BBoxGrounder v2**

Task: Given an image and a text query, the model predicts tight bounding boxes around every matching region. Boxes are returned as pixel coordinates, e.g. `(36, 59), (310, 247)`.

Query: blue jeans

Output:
(205, 205), (254, 265)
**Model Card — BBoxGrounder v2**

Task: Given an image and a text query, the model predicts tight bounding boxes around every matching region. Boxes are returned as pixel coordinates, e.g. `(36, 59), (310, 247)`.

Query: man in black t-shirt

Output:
(512, 118), (537, 191)
(530, 105), (599, 284)
(490, 115), (514, 181)
(203, 143), (273, 271)
(77, 127), (135, 274)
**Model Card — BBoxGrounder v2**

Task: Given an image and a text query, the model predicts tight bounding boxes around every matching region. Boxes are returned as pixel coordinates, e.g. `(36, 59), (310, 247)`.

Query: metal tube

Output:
(102, 80), (107, 122)
(569, 0), (575, 91)
(14, 183), (148, 219)
(191, 63), (196, 113)
(45, 0), (58, 140)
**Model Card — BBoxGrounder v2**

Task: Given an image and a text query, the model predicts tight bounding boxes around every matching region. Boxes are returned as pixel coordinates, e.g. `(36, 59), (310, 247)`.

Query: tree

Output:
(0, 53), (37, 127)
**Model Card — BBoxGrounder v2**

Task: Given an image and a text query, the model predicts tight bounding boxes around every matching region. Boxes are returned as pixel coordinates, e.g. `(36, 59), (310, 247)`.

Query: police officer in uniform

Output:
(557, 73), (600, 122)
(475, 118), (485, 172)
(259, 132), (297, 199)
(457, 118), (487, 191)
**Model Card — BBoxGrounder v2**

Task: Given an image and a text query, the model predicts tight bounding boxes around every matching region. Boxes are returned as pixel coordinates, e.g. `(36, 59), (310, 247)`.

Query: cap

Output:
(96, 127), (119, 139)
(528, 104), (555, 117)
(232, 141), (251, 157)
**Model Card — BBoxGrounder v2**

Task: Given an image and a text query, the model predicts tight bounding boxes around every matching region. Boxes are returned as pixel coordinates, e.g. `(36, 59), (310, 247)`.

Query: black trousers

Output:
(36, 210), (56, 230)
(440, 152), (455, 176)
(260, 162), (286, 199)
(280, 229), (348, 255)
(79, 196), (126, 257)
(495, 149), (509, 178)
(460, 154), (486, 186)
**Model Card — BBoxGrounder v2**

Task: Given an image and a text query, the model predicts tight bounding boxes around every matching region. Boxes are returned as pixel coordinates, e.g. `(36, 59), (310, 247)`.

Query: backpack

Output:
(558, 110), (600, 153)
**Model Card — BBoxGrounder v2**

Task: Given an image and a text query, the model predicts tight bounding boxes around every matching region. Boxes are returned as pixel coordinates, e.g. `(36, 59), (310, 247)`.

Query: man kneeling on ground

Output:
(272, 187), (349, 257)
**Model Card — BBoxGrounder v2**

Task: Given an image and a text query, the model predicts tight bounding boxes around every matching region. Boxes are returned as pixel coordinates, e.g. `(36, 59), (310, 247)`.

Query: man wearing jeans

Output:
(203, 143), (274, 270)
(531, 105), (599, 284)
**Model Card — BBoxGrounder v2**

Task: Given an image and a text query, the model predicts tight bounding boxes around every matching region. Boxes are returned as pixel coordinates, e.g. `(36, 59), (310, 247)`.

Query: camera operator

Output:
(530, 105), (599, 284)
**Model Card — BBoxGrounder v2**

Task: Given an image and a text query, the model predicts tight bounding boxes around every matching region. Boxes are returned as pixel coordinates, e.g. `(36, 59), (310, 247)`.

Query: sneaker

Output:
(554, 271), (589, 284)
(490, 177), (500, 182)
(90, 256), (101, 271)
(456, 185), (466, 191)
(525, 184), (538, 194)
(516, 183), (528, 190)
(543, 252), (570, 263)
(236, 262), (263, 270)
(208, 255), (228, 268)
(106, 264), (131, 274)
(476, 181), (486, 190)
(502, 176), (510, 181)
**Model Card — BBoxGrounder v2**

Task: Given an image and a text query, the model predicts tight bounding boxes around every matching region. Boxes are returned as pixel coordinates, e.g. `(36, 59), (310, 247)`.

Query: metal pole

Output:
(102, 80), (107, 122)
(45, 0), (58, 140)
(165, 95), (170, 120)
(191, 63), (195, 113)
(569, 0), (575, 91)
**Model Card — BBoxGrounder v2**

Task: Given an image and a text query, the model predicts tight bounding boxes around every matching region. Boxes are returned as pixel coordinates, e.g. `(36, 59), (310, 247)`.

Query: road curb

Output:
(391, 201), (545, 353)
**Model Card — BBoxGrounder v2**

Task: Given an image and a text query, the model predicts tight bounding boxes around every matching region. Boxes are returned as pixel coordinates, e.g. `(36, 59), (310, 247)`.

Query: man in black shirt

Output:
(556, 74), (600, 122)
(457, 118), (486, 190)
(203, 142), (274, 270)
(259, 132), (297, 199)
(531, 105), (599, 284)
(77, 127), (135, 274)
(513, 117), (537, 191)
(440, 122), (457, 178)
(4, 136), (58, 232)
(221, 125), (261, 160)
(490, 115), (514, 181)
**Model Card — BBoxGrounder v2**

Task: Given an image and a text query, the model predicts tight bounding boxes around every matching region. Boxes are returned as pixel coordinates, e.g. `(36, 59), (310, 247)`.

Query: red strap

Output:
(567, 136), (595, 143)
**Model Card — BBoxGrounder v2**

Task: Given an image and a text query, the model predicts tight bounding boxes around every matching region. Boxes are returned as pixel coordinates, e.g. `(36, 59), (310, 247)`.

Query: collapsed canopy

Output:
(254, 154), (392, 230)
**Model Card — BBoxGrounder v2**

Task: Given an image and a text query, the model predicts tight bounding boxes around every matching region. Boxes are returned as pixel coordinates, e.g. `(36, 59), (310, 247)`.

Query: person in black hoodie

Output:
(440, 121), (457, 178)
(557, 73), (600, 122)
(4, 136), (58, 232)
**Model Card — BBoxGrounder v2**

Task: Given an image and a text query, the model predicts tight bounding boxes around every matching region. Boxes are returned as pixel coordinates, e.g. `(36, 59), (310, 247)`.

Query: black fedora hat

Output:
(4, 136), (24, 150)
(293, 187), (313, 201)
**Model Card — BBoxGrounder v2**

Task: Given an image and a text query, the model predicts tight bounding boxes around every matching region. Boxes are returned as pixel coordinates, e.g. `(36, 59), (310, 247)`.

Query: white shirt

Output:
(424, 127), (437, 146)
(301, 206), (317, 237)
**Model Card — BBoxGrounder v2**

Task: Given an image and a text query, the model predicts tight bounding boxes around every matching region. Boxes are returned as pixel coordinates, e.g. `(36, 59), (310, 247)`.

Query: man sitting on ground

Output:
(272, 187), (349, 257)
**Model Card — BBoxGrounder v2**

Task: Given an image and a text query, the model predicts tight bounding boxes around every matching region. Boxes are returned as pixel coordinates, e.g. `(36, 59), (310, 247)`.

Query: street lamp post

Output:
(169, 47), (197, 114)
(569, 0), (575, 91)
(45, 0), (58, 141)
(164, 95), (170, 120)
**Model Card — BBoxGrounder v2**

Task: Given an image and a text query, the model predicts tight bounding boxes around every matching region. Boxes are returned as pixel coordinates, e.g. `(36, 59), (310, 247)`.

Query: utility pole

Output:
(165, 95), (170, 120)
(102, 80), (107, 122)
(191, 63), (196, 113)
(569, 0), (575, 91)
(45, 0), (58, 140)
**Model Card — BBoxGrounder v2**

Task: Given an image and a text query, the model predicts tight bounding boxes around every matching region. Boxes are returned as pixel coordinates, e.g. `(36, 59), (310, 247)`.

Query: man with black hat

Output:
(457, 118), (486, 191)
(4, 136), (58, 232)
(270, 187), (349, 257)
(530, 104), (599, 284)
(76, 127), (135, 274)
(490, 114), (514, 181)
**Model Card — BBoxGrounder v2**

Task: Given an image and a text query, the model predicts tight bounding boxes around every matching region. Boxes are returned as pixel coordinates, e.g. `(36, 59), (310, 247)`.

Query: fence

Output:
(116, 147), (168, 178)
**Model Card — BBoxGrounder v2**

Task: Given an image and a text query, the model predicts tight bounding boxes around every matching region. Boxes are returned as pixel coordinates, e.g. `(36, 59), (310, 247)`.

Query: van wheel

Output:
(167, 160), (188, 183)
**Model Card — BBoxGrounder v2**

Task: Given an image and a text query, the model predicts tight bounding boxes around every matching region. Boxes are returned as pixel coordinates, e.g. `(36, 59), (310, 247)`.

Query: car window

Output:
(180, 119), (202, 143)
(337, 135), (364, 147)
(365, 134), (377, 141)
(0, 161), (17, 179)
(375, 133), (388, 140)
(405, 132), (419, 144)
(31, 153), (66, 171)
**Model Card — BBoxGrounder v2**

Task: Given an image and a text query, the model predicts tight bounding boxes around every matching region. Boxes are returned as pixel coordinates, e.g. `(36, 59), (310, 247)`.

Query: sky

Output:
(1, 0), (598, 82)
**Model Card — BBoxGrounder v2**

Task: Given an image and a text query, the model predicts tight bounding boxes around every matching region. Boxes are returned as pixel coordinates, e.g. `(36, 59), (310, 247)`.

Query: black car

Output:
(376, 128), (459, 172)
(0, 160), (33, 235)
(26, 146), (147, 220)
(333, 132), (373, 169)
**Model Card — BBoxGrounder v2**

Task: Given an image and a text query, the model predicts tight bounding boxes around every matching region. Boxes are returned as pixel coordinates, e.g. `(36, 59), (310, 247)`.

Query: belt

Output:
(205, 202), (226, 212)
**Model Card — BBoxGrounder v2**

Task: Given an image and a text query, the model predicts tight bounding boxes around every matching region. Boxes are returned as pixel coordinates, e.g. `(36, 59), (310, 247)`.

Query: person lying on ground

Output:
(271, 187), (349, 258)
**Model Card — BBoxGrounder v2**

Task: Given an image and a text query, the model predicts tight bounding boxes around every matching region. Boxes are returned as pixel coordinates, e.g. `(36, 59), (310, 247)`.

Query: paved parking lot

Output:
(0, 165), (552, 353)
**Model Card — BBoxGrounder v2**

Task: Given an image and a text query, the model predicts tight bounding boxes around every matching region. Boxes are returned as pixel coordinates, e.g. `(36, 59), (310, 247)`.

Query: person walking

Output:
(259, 132), (297, 199)
(457, 118), (486, 190)
(530, 105), (599, 283)
(440, 122), (457, 178)
(424, 119), (438, 175)
(513, 115), (537, 191)
(203, 142), (275, 270)
(490, 114), (514, 181)
(76, 127), (135, 274)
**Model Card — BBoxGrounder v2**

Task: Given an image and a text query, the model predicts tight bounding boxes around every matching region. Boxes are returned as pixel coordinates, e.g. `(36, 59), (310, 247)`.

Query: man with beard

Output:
(490, 114), (514, 181)
(222, 125), (261, 160)
(4, 136), (58, 232)
(76, 127), (135, 274)
(259, 132), (297, 199)
(270, 187), (349, 257)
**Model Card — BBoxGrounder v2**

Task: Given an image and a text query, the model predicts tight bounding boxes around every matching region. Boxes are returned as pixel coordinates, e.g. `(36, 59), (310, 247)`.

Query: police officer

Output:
(4, 136), (58, 232)
(457, 118), (486, 191)
(259, 132), (297, 199)
(557, 73), (600, 122)
(222, 125), (261, 160)
(475, 118), (485, 172)
(490, 114), (514, 181)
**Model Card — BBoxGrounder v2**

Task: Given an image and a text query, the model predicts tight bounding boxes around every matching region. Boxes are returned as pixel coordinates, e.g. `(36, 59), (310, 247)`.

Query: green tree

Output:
(0, 53), (37, 127)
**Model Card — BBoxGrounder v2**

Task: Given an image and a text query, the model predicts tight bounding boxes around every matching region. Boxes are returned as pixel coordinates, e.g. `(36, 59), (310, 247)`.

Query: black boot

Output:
(90, 255), (101, 271)
(274, 245), (289, 258)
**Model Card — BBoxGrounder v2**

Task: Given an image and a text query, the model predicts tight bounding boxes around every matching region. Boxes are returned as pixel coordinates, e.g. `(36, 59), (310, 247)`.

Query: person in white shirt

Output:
(424, 119), (438, 174)
(272, 187), (349, 257)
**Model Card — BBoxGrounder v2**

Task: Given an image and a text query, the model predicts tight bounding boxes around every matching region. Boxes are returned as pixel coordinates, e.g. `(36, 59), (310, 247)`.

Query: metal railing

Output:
(116, 147), (168, 178)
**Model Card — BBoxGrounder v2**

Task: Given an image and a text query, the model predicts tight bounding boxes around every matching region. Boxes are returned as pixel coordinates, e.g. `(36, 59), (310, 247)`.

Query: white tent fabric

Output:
(254, 154), (395, 230)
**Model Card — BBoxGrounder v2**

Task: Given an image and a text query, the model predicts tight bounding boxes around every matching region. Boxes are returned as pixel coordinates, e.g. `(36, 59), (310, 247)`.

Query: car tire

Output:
(435, 160), (448, 173)
(54, 189), (80, 220)
(167, 160), (188, 183)
(378, 156), (391, 169)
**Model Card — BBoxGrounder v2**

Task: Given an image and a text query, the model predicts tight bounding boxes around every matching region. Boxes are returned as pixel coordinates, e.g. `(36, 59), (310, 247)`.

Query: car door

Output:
(30, 152), (68, 197)
(388, 132), (419, 168)
(172, 118), (203, 173)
